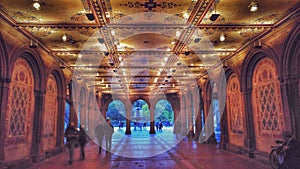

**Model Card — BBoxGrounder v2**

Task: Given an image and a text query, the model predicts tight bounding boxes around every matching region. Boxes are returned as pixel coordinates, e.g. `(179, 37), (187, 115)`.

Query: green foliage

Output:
(155, 100), (174, 122)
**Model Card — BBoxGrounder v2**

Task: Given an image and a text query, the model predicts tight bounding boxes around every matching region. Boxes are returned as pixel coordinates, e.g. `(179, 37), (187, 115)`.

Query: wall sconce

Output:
(248, 2), (258, 12)
(220, 33), (225, 42)
(223, 60), (228, 68)
(254, 39), (262, 48)
(29, 38), (38, 48)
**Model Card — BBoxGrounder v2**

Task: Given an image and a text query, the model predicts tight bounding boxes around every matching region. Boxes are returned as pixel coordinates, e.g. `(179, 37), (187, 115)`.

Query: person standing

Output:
(95, 120), (105, 154)
(64, 122), (78, 165)
(104, 118), (114, 153)
(78, 125), (88, 160)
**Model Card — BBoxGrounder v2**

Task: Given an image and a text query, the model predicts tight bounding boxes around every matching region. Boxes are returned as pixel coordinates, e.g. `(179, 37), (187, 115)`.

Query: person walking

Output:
(95, 120), (105, 154)
(78, 125), (88, 160)
(104, 118), (114, 153)
(64, 122), (78, 165)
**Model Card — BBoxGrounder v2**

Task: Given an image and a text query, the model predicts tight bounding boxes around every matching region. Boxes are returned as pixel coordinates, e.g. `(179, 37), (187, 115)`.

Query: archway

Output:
(154, 100), (174, 133)
(131, 99), (150, 132)
(106, 100), (126, 130)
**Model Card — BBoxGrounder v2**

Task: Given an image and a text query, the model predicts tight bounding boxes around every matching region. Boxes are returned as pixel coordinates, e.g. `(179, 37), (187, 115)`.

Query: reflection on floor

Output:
(28, 127), (271, 169)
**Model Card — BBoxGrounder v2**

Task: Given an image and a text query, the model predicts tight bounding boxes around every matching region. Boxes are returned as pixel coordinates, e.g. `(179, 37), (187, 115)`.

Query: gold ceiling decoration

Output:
(0, 0), (299, 94)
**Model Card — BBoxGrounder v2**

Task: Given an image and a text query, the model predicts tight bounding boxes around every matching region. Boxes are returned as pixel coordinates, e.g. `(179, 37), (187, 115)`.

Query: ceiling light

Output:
(176, 30), (181, 37)
(220, 33), (225, 42)
(105, 12), (110, 18)
(97, 38), (104, 43)
(62, 34), (67, 42)
(249, 2), (258, 12)
(210, 13), (220, 21)
(111, 30), (115, 36)
(183, 13), (189, 19)
(209, 1), (220, 21)
(85, 13), (95, 21)
(32, 0), (41, 10)
(194, 37), (201, 43)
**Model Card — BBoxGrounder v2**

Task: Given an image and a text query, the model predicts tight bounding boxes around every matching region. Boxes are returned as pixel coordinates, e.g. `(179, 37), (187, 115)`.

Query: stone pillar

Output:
(149, 104), (155, 134)
(280, 76), (298, 135)
(0, 78), (10, 160)
(125, 107), (131, 135)
(80, 104), (86, 127)
(69, 101), (78, 126)
(31, 89), (46, 162)
(241, 88), (255, 158)
(56, 96), (65, 147)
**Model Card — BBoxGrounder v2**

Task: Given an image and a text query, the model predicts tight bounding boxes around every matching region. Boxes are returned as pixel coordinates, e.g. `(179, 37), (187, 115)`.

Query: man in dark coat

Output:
(104, 118), (114, 153)
(78, 125), (88, 160)
(64, 122), (78, 165)
(95, 119), (105, 154)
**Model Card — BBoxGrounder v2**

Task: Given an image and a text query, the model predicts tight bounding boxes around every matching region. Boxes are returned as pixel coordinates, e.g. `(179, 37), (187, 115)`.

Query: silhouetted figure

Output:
(105, 118), (114, 153)
(95, 120), (105, 154)
(159, 121), (163, 132)
(174, 122), (181, 139)
(156, 121), (159, 131)
(64, 122), (78, 165)
(78, 125), (88, 160)
(188, 122), (194, 139)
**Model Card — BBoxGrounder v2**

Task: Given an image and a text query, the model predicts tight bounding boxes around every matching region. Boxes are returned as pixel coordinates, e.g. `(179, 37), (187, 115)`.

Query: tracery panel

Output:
(5, 58), (34, 160)
(252, 58), (285, 152)
(226, 74), (244, 146)
(43, 74), (58, 151)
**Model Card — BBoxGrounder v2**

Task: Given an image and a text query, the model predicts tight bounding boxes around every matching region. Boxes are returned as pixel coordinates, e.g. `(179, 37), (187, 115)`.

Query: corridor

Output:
(28, 129), (271, 169)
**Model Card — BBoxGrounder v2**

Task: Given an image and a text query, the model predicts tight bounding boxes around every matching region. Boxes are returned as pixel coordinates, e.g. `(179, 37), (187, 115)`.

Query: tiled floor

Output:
(28, 128), (271, 169)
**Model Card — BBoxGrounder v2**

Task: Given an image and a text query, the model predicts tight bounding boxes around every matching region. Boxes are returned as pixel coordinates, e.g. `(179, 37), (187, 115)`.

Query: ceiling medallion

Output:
(119, 0), (181, 12)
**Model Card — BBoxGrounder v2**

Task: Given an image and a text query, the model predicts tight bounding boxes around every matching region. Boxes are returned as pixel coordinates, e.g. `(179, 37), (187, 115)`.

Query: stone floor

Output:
(28, 127), (271, 169)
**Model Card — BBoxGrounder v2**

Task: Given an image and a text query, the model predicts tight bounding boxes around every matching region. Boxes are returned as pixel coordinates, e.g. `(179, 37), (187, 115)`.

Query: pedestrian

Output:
(78, 125), (88, 160)
(174, 122), (181, 139)
(64, 122), (78, 165)
(188, 122), (194, 138)
(104, 118), (114, 153)
(159, 121), (163, 132)
(95, 119), (105, 154)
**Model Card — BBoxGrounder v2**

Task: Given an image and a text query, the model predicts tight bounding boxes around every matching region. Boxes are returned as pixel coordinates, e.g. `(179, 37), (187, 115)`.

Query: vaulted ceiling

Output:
(0, 0), (299, 94)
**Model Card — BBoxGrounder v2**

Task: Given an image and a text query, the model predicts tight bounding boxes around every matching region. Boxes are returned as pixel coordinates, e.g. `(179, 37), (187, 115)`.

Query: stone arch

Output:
(7, 47), (45, 162)
(0, 31), (9, 161)
(251, 57), (285, 153)
(240, 48), (280, 155)
(9, 48), (44, 90)
(0, 32), (8, 79)
(219, 68), (235, 148)
(79, 87), (87, 127)
(42, 73), (58, 152)
(225, 72), (245, 148)
(5, 57), (36, 161)
(281, 24), (300, 139)
(282, 24), (300, 77)
(45, 65), (66, 147)
(241, 47), (280, 91)
(87, 91), (96, 136)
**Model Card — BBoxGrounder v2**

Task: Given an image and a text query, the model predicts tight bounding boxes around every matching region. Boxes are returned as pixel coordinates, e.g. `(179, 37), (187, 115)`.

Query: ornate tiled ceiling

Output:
(0, 0), (299, 94)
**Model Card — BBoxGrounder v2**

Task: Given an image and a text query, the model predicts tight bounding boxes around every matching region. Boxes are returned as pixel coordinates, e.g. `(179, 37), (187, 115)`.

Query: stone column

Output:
(149, 104), (155, 134)
(241, 88), (255, 158)
(56, 96), (65, 147)
(31, 89), (46, 162)
(0, 78), (10, 160)
(125, 106), (131, 135)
